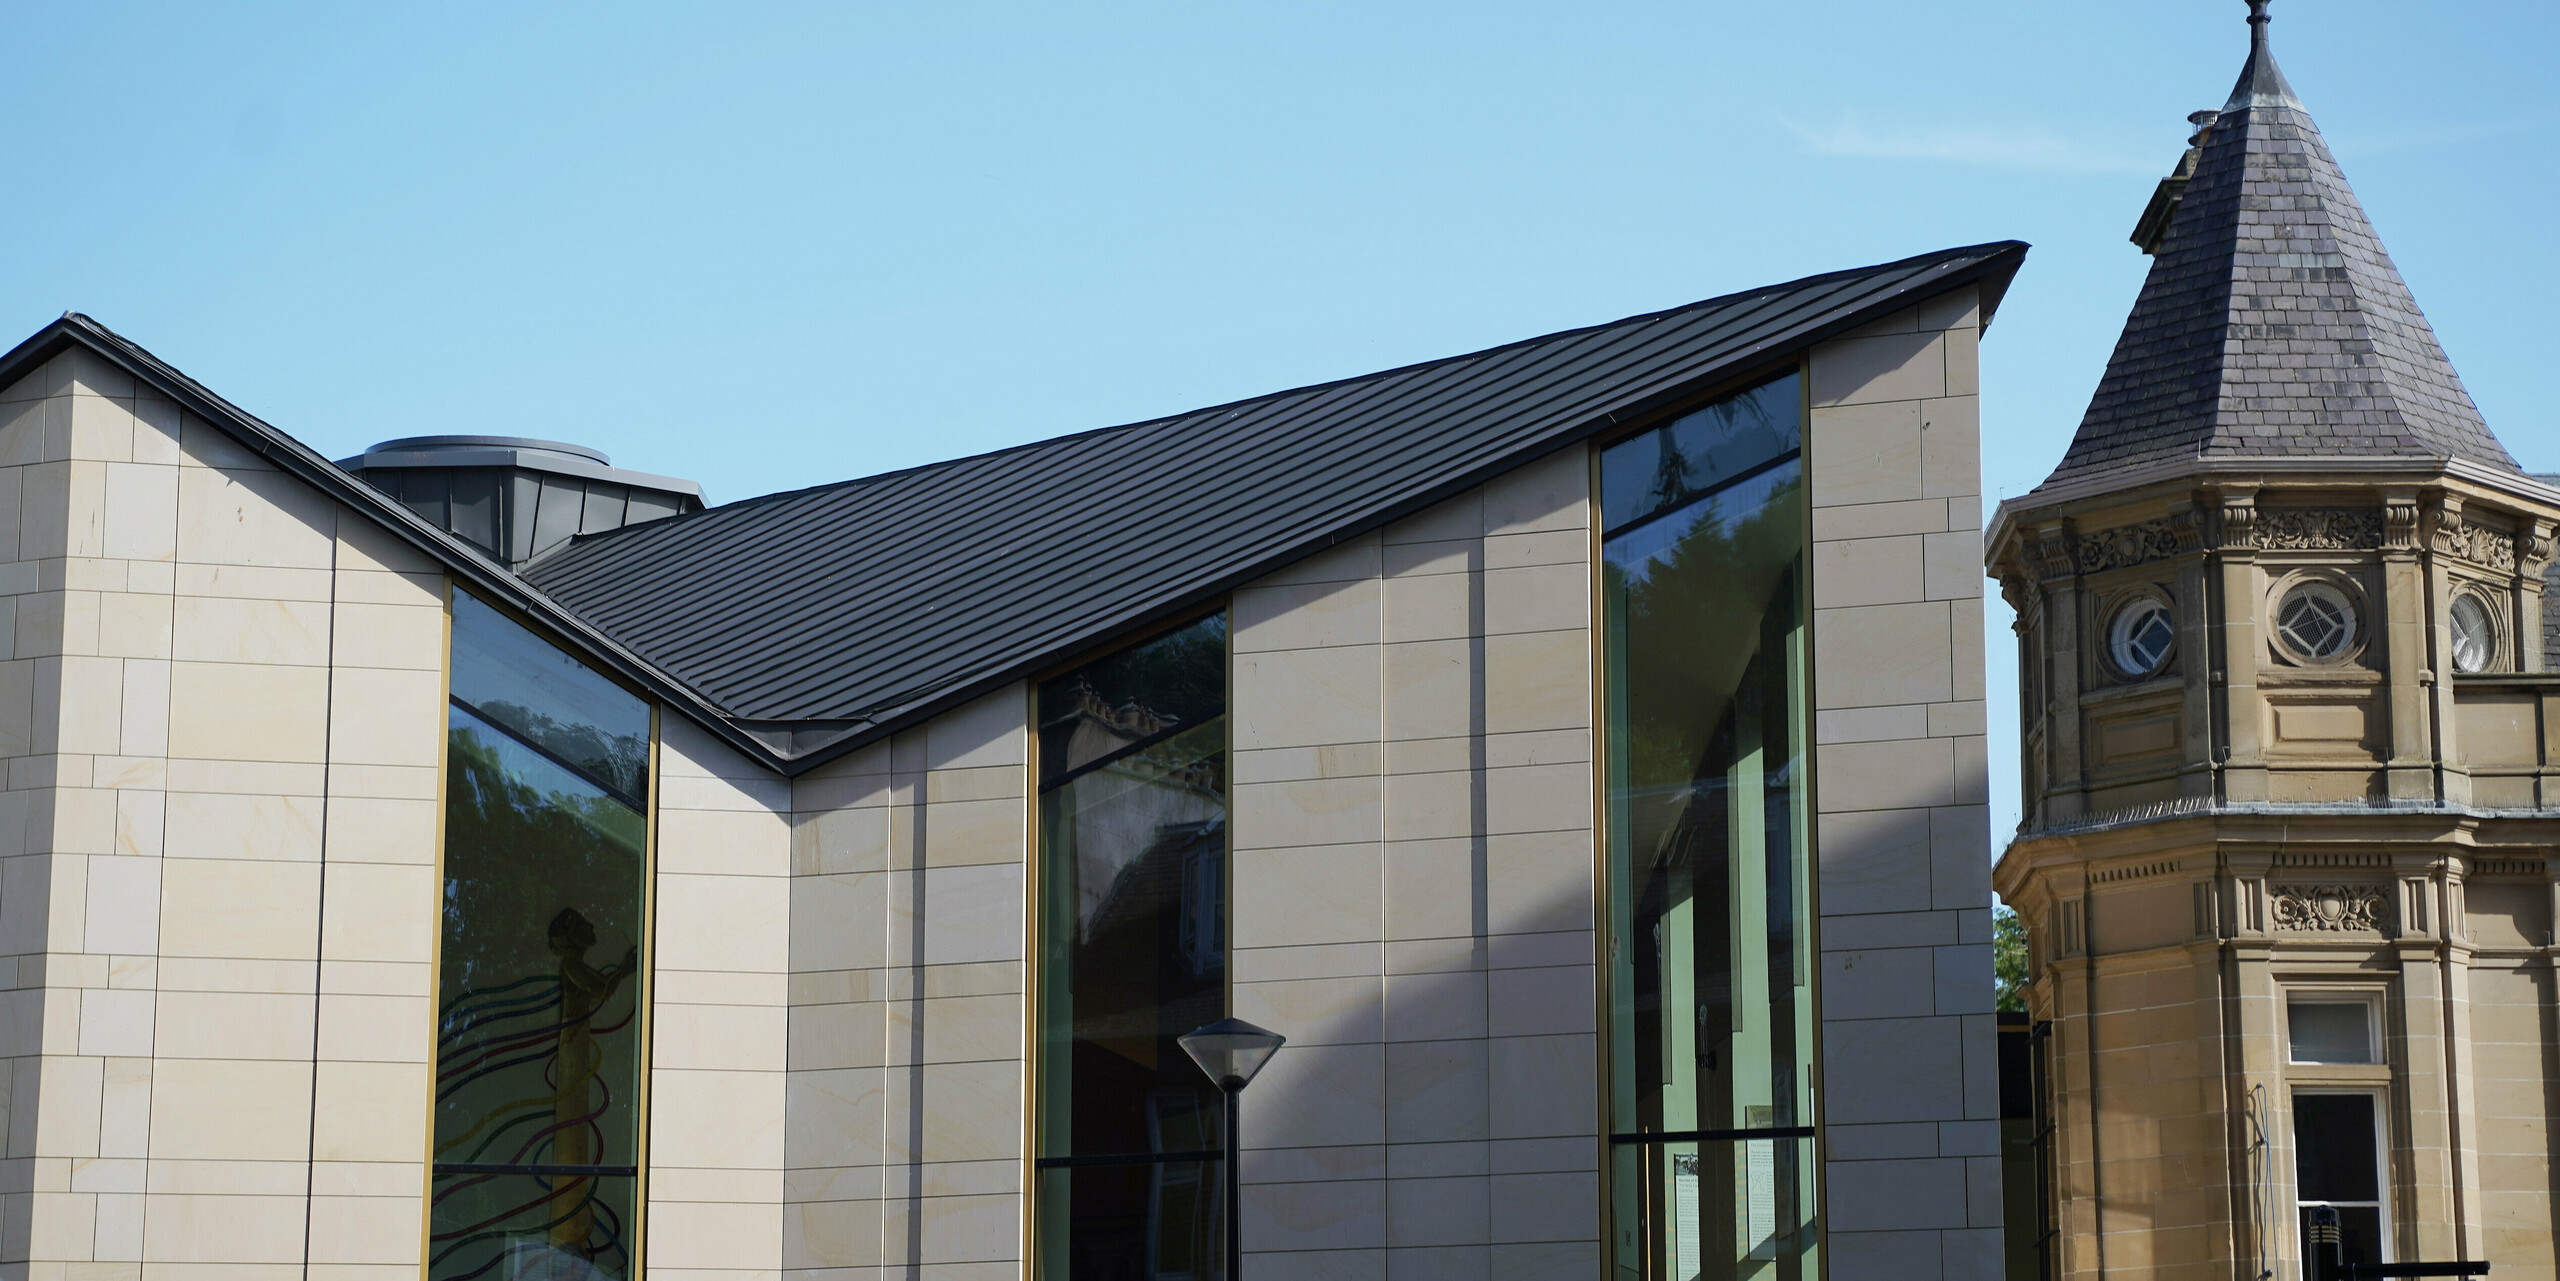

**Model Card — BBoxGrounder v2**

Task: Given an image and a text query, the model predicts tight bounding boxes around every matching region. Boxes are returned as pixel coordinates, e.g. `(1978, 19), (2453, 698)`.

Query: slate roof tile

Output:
(2035, 7), (2515, 493)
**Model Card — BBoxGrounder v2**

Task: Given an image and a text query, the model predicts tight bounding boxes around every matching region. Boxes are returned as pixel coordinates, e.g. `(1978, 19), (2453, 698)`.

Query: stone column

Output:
(2515, 519), (2553, 674)
(2038, 876), (2101, 1281)
(2172, 503), (2216, 801)
(2400, 492), (2452, 803)
(2214, 490), (2269, 803)
(2392, 867), (2459, 1260)
(2034, 523), (2086, 825)
(2220, 854), (2285, 1281)
(2437, 864), (2485, 1261)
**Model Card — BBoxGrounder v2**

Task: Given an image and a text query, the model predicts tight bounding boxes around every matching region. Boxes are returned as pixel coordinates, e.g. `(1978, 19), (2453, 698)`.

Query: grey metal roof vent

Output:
(337, 435), (705, 571)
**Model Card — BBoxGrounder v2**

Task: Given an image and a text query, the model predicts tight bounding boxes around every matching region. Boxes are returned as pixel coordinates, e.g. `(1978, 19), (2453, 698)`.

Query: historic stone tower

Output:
(1989, 4), (2560, 1279)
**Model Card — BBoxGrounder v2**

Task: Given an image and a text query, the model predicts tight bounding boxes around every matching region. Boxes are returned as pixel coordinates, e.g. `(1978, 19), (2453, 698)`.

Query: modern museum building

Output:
(0, 240), (2020, 1278)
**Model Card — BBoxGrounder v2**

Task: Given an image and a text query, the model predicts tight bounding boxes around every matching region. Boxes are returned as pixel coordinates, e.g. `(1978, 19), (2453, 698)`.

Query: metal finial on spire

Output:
(2225, 0), (2299, 111)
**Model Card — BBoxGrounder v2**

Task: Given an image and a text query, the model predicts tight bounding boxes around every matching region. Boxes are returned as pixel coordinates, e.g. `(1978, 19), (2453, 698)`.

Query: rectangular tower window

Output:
(2293, 1091), (2387, 1276)
(432, 590), (652, 1280)
(2287, 999), (2377, 1065)
(1602, 373), (1819, 1280)
(1035, 612), (1230, 1280)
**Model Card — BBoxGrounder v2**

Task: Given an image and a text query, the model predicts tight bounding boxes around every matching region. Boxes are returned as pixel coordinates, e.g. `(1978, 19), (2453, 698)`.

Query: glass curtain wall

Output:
(1602, 373), (1819, 1280)
(1035, 613), (1231, 1281)
(432, 590), (653, 1280)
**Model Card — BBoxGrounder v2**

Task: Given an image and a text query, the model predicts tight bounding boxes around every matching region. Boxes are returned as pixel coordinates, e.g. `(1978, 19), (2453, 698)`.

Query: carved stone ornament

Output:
(2073, 519), (2190, 573)
(2271, 883), (2386, 932)
(2524, 522), (2557, 573)
(2218, 494), (2259, 550)
(2254, 509), (2383, 551)
(2441, 522), (2518, 571)
(2383, 496), (2420, 551)
(2033, 527), (2075, 582)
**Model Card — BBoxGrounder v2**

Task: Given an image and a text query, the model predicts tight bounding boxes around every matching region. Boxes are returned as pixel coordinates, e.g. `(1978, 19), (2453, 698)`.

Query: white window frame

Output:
(2447, 588), (2502, 674)
(2105, 593), (2176, 679)
(2290, 1086), (2392, 1272)
(2267, 573), (2368, 667)
(2285, 993), (2383, 1066)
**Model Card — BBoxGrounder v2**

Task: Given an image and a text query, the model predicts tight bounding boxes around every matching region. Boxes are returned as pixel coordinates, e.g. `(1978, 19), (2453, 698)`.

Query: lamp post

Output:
(1178, 1017), (1286, 1281)
(2308, 1204), (2342, 1281)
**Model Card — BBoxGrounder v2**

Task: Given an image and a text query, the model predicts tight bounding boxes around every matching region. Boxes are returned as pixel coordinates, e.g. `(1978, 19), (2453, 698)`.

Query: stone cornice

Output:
(1992, 803), (2560, 898)
(1984, 456), (2560, 569)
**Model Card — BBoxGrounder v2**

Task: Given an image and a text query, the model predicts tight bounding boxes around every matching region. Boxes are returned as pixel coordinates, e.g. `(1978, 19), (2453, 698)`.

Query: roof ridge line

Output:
(530, 240), (2029, 761)
(547, 240), (2025, 553)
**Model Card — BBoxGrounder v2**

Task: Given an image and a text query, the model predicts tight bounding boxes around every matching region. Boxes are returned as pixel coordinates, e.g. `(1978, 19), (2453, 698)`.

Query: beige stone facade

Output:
(0, 346), (449, 1276)
(1979, 12), (2560, 1275)
(1807, 290), (2003, 1275)
(779, 686), (1033, 1277)
(1219, 446), (1601, 1275)
(0, 268), (2004, 1278)
(1991, 465), (2560, 1280)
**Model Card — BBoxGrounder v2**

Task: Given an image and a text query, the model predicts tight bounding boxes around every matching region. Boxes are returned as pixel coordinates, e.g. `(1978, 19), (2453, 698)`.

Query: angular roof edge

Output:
(0, 313), (779, 768)
(582, 240), (2025, 777)
(9, 239), (2023, 779)
(576, 240), (2028, 545)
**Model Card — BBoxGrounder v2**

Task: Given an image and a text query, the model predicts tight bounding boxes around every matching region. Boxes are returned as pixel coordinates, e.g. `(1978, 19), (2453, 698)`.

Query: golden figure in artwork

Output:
(547, 907), (638, 1253)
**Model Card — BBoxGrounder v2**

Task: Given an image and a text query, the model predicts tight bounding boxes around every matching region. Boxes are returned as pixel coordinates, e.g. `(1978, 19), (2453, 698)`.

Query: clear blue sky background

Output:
(7, 1), (2553, 855)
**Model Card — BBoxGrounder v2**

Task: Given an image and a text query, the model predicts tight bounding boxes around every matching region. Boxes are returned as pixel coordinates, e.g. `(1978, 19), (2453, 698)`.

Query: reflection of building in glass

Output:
(1603, 374), (1817, 1279)
(0, 231), (2020, 1273)
(1038, 615), (1234, 1278)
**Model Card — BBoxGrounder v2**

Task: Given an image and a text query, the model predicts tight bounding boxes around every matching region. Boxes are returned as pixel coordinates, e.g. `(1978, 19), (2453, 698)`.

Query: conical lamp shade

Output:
(1178, 1017), (1286, 1090)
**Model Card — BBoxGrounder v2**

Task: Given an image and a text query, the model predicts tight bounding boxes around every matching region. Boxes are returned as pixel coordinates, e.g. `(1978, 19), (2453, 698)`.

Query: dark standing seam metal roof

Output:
(2037, 2), (2518, 492)
(526, 241), (2025, 763)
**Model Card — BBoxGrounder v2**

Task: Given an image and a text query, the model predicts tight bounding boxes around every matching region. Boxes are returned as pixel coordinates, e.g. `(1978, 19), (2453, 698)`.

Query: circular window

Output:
(2274, 581), (2359, 663)
(2107, 597), (2176, 678)
(2450, 593), (2498, 674)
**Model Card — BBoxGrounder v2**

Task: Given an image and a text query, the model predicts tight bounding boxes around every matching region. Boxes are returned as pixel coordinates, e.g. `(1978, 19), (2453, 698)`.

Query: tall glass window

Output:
(1035, 612), (1230, 1280)
(1602, 373), (1818, 1280)
(432, 590), (652, 1280)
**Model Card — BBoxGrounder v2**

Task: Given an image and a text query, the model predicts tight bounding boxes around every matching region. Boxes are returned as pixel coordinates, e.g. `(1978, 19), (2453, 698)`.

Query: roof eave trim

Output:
(345, 447), (705, 499)
(0, 315), (786, 773)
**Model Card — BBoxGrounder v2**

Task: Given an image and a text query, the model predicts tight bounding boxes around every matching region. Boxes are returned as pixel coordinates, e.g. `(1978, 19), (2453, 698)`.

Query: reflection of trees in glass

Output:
(1606, 433), (1815, 1278)
(449, 590), (652, 804)
(1610, 468), (1805, 809)
(438, 723), (644, 995)
(467, 698), (649, 801)
(1600, 374), (1799, 533)
(432, 709), (644, 1279)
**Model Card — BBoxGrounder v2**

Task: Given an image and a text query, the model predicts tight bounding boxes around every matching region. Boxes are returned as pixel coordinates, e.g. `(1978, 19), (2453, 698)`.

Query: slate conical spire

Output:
(2226, 0), (2298, 110)
(2039, 0), (2518, 489)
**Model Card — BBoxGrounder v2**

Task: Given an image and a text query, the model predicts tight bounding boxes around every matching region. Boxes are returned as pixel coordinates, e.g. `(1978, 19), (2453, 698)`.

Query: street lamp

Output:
(1179, 1017), (1286, 1281)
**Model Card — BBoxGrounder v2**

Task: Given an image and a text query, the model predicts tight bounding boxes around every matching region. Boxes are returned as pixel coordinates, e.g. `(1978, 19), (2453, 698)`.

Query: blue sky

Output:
(7, 1), (2553, 849)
